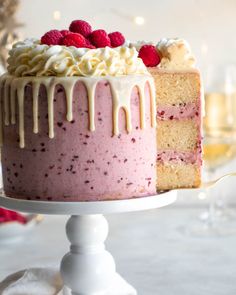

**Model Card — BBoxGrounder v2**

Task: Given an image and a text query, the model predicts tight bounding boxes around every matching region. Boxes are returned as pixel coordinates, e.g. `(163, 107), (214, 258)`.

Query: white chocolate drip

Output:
(46, 81), (56, 139)
(18, 85), (25, 148)
(32, 81), (39, 133)
(83, 79), (98, 132)
(64, 80), (74, 122)
(109, 78), (132, 135)
(4, 76), (12, 126)
(10, 79), (16, 125)
(0, 75), (156, 148)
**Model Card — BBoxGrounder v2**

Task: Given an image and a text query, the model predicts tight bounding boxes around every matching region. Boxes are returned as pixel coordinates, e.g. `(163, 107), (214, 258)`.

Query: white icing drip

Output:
(0, 75), (156, 148)
(17, 83), (25, 148)
(10, 79), (16, 124)
(47, 82), (55, 139)
(83, 79), (98, 132)
(4, 77), (11, 126)
(108, 78), (133, 135)
(64, 80), (75, 122)
(32, 81), (40, 133)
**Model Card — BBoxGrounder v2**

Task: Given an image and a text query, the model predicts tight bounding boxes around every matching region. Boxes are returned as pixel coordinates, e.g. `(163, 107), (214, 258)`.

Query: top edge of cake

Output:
(6, 39), (149, 78)
(3, 18), (197, 78)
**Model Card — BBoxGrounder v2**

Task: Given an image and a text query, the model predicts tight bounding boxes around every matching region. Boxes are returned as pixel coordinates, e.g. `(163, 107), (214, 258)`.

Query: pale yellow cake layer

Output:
(157, 119), (199, 151)
(157, 162), (201, 190)
(149, 68), (201, 106)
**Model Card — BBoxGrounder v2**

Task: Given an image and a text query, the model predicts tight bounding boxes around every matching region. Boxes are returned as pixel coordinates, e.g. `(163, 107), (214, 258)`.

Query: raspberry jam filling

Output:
(157, 149), (202, 165)
(157, 102), (200, 120)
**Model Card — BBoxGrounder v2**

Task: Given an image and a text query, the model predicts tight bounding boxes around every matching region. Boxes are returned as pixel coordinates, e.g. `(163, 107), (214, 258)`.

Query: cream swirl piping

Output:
(7, 39), (148, 77)
(130, 38), (196, 70)
(129, 40), (155, 51)
(157, 38), (196, 70)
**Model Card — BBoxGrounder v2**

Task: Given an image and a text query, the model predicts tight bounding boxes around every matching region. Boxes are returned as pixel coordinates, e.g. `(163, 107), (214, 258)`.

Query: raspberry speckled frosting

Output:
(7, 39), (148, 77)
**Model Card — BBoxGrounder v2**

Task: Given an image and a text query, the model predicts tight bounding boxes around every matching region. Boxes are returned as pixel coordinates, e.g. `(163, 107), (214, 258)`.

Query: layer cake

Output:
(151, 68), (201, 189)
(0, 21), (202, 201)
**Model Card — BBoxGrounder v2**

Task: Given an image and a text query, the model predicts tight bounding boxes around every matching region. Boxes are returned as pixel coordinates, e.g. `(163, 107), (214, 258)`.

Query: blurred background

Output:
(1, 1), (236, 294)
(17, 0), (236, 68)
(1, 0), (236, 205)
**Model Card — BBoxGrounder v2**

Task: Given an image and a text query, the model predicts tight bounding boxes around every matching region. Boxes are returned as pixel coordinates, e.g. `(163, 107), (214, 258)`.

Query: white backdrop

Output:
(17, 0), (236, 70)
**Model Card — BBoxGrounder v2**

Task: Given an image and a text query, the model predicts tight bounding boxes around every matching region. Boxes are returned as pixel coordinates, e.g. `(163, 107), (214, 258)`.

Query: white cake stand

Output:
(0, 190), (177, 295)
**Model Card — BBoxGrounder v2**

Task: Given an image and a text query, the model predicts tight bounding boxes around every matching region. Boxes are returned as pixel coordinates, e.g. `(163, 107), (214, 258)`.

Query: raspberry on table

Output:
(89, 29), (111, 48)
(0, 208), (27, 224)
(138, 45), (161, 67)
(61, 33), (86, 48)
(69, 20), (92, 38)
(41, 30), (63, 45)
(108, 31), (125, 47)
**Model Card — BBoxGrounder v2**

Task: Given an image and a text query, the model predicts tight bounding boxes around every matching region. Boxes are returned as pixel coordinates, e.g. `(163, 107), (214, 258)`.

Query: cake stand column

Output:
(60, 214), (137, 295)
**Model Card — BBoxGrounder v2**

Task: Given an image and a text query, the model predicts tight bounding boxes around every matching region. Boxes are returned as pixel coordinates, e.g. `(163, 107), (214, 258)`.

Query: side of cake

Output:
(154, 69), (201, 190)
(0, 24), (158, 201)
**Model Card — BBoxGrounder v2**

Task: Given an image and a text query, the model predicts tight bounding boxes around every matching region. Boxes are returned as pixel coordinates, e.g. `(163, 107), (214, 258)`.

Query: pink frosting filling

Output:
(157, 102), (200, 120)
(157, 149), (202, 165)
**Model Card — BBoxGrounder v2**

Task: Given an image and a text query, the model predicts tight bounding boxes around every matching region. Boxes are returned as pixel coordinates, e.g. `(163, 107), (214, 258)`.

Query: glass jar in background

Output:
(182, 64), (236, 236)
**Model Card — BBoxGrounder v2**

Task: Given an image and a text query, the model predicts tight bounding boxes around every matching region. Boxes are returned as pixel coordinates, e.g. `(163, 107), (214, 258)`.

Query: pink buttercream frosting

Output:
(157, 149), (202, 165)
(156, 100), (202, 166)
(157, 102), (200, 120)
(2, 80), (157, 201)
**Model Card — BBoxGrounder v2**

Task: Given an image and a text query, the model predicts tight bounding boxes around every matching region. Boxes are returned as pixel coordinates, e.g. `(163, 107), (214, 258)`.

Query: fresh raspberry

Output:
(89, 29), (111, 48)
(0, 208), (10, 221)
(85, 44), (96, 49)
(85, 39), (96, 49)
(60, 30), (71, 37)
(69, 20), (92, 38)
(108, 31), (125, 47)
(41, 30), (63, 45)
(138, 45), (161, 67)
(61, 33), (86, 48)
(0, 208), (27, 224)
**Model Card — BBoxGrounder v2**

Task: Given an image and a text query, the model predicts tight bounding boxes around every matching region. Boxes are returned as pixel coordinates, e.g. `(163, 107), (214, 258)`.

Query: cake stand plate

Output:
(0, 190), (177, 295)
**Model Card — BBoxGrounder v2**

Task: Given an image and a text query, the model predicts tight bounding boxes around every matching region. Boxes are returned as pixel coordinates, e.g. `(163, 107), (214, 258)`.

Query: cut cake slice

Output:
(149, 68), (202, 190)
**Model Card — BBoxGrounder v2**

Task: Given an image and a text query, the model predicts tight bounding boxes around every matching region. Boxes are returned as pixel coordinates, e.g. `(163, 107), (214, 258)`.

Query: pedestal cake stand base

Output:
(0, 190), (177, 295)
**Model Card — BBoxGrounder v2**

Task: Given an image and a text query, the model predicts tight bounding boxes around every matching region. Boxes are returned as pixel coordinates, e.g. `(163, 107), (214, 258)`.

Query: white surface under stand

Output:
(0, 190), (177, 295)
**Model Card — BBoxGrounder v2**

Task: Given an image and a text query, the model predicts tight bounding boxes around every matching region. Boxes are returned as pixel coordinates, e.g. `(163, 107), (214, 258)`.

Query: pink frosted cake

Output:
(0, 20), (202, 201)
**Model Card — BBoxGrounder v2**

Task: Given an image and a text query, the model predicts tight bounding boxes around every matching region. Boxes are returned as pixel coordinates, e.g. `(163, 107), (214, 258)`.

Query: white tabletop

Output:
(0, 204), (236, 295)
